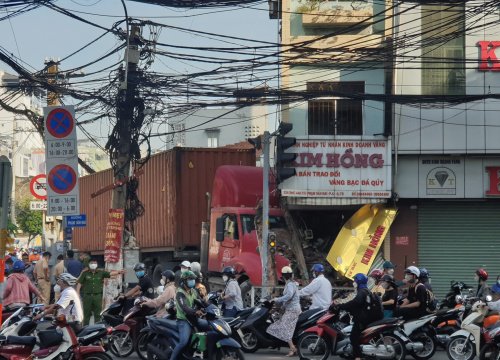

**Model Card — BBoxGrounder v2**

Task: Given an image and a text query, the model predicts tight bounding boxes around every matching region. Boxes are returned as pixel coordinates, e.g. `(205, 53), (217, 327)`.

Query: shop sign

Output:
(418, 158), (464, 198)
(485, 166), (500, 196)
(104, 209), (125, 263)
(280, 137), (392, 198)
(395, 235), (409, 246)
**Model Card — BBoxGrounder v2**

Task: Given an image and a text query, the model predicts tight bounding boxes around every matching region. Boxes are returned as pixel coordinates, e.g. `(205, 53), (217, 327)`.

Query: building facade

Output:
(278, 0), (500, 296)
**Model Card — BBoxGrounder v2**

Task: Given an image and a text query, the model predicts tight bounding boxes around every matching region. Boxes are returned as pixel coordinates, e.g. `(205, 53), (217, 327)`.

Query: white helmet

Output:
(58, 273), (77, 286)
(190, 262), (201, 274)
(180, 260), (191, 268)
(405, 266), (420, 278)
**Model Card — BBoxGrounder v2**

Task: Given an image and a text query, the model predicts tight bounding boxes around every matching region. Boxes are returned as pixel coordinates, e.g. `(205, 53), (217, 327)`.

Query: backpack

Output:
(365, 290), (384, 323)
(417, 283), (437, 313)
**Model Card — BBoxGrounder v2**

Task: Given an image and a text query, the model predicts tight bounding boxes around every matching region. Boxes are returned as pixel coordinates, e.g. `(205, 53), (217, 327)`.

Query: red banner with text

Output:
(104, 209), (124, 263)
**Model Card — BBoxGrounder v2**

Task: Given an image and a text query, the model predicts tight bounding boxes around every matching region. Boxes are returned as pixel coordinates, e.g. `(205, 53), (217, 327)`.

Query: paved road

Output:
(115, 347), (450, 360)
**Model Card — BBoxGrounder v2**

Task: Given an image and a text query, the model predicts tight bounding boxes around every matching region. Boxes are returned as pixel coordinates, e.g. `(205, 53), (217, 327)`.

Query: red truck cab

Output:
(207, 165), (289, 286)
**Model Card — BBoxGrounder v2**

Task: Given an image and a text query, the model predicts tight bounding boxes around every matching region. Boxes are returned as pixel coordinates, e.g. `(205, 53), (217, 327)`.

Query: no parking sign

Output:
(44, 106), (80, 216)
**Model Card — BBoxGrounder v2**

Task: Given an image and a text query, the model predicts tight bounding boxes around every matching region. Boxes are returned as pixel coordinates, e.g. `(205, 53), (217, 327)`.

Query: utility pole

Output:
(104, 24), (141, 307)
(261, 131), (270, 298)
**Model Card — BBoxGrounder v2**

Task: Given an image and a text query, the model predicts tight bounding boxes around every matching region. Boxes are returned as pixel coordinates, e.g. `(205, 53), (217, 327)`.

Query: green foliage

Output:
(16, 199), (42, 241)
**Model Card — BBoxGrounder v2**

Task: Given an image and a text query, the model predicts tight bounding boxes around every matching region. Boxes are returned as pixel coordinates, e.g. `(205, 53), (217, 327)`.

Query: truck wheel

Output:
(240, 280), (253, 308)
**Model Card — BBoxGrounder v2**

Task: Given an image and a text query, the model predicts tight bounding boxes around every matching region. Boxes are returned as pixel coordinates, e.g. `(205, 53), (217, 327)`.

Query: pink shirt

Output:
(4, 273), (41, 307)
(144, 283), (176, 317)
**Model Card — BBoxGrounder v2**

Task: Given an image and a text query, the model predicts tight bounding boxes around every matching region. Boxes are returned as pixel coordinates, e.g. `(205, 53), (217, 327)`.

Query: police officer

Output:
(76, 258), (125, 325)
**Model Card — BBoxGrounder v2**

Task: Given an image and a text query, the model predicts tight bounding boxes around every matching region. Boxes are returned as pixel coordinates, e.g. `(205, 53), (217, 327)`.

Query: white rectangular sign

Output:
(30, 201), (47, 211)
(44, 106), (80, 216)
(280, 137), (392, 198)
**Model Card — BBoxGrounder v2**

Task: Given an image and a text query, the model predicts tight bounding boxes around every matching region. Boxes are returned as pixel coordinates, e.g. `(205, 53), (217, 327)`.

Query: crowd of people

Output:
(3, 251), (500, 359)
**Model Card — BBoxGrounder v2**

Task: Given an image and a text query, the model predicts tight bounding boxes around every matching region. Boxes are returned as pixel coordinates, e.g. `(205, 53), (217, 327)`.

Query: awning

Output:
(327, 204), (397, 279)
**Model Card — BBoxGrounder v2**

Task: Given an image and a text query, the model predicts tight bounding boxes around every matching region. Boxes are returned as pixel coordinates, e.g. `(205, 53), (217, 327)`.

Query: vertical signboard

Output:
(104, 209), (125, 263)
(44, 106), (79, 216)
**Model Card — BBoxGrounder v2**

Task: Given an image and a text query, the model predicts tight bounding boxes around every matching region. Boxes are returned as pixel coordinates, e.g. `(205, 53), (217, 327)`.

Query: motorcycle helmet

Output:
(190, 262), (201, 274)
(491, 284), (500, 294)
(311, 264), (324, 273)
(369, 269), (384, 281)
(161, 269), (176, 282)
(222, 266), (237, 278)
(58, 273), (77, 286)
(383, 261), (395, 270)
(380, 274), (397, 288)
(476, 268), (488, 281)
(419, 268), (430, 280)
(12, 260), (25, 272)
(133, 263), (146, 271)
(353, 273), (369, 288)
(405, 266), (420, 278)
(180, 270), (197, 281)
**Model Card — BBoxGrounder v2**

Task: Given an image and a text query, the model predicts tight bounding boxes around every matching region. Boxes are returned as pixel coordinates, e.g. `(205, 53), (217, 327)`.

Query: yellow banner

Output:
(327, 205), (397, 279)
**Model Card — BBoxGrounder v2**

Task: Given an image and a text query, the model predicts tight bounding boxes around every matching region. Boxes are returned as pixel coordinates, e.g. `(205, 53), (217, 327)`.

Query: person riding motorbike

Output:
(380, 275), (398, 318)
(4, 260), (45, 309)
(369, 269), (385, 296)
(298, 263), (332, 310)
(142, 269), (177, 318)
(169, 270), (207, 360)
(486, 283), (500, 311)
(221, 266), (243, 317)
(396, 266), (427, 320)
(332, 273), (380, 360)
(190, 261), (207, 300)
(122, 263), (155, 300)
(419, 268), (433, 291)
(475, 268), (490, 300)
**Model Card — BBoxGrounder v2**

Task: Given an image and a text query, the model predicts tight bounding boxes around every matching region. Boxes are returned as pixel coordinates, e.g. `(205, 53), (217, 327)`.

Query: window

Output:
(241, 215), (287, 234)
(421, 4), (465, 95)
(307, 81), (364, 135)
(223, 214), (239, 240)
(206, 129), (219, 148)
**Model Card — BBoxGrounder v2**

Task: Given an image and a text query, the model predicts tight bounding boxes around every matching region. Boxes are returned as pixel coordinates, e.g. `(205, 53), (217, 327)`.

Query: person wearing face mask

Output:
(396, 266), (427, 320)
(170, 271), (207, 360)
(474, 268), (490, 301)
(35, 273), (83, 333)
(76, 258), (125, 325)
(221, 266), (243, 317)
(122, 263), (155, 303)
(332, 273), (382, 360)
(383, 261), (395, 276)
(380, 275), (398, 318)
(369, 269), (385, 296)
(298, 263), (332, 310)
(142, 269), (177, 318)
(486, 284), (500, 312)
(419, 268), (433, 291)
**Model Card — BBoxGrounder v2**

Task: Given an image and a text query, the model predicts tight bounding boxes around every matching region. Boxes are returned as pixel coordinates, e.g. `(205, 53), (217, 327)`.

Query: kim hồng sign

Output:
(280, 137), (392, 198)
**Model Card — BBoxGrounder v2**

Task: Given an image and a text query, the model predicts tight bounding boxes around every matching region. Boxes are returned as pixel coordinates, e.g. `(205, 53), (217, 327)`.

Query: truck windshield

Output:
(241, 215), (286, 234)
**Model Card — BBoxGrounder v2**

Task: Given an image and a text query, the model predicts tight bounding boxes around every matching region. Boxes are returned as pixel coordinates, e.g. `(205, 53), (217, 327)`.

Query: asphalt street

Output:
(115, 347), (451, 360)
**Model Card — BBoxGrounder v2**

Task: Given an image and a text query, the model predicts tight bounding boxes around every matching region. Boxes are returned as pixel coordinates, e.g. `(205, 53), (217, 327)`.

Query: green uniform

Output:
(175, 288), (198, 321)
(78, 269), (110, 325)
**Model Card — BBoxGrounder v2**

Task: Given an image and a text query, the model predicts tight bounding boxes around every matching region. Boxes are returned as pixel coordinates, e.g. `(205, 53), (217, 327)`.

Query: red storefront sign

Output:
(104, 209), (125, 263)
(485, 166), (500, 196)
(478, 41), (500, 71)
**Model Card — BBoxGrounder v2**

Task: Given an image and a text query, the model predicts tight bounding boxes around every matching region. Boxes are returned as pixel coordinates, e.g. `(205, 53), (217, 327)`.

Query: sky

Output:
(0, 0), (279, 151)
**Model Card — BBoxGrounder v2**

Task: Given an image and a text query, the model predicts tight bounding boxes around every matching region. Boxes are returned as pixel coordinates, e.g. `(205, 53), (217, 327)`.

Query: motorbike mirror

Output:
(486, 295), (493, 302)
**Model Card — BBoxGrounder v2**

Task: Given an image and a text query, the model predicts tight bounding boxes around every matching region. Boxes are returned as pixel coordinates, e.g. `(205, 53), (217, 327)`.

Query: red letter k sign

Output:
(478, 41), (500, 71)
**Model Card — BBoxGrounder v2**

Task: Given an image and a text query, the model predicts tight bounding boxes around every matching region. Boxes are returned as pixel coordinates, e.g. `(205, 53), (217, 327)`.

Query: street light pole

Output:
(261, 131), (270, 298)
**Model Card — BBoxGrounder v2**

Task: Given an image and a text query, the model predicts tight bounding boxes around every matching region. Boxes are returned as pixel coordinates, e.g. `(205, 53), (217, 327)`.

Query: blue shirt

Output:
(66, 259), (83, 278)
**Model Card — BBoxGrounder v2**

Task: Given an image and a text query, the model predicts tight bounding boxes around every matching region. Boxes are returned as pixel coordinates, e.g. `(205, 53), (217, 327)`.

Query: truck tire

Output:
(240, 279), (253, 308)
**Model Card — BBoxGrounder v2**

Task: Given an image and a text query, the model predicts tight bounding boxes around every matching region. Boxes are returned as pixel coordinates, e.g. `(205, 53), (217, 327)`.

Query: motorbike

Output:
(0, 314), (112, 360)
(238, 299), (327, 353)
(439, 281), (474, 310)
(146, 303), (243, 360)
(393, 312), (438, 360)
(297, 309), (407, 360)
(479, 323), (500, 360)
(447, 297), (500, 360)
(0, 305), (44, 337)
(431, 306), (464, 348)
(107, 296), (156, 357)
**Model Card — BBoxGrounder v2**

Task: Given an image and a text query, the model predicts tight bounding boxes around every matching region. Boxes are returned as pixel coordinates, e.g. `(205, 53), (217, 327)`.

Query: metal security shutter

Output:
(418, 201), (500, 299)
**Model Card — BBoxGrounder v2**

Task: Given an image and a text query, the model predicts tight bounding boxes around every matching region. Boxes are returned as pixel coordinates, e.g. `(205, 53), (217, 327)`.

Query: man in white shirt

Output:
(35, 273), (84, 333)
(298, 264), (332, 310)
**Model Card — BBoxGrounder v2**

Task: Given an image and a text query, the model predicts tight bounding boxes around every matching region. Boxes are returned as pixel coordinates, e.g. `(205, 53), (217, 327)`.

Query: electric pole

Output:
(104, 24), (142, 307)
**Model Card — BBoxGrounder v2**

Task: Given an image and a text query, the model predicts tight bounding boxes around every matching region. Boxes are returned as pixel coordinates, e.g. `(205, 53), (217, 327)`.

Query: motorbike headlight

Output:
(215, 323), (228, 336)
(252, 307), (261, 315)
(455, 295), (463, 304)
(213, 308), (221, 317)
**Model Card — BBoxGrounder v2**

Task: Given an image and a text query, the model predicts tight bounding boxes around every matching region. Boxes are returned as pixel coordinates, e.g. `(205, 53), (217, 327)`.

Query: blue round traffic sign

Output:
(46, 108), (74, 138)
(48, 164), (77, 194)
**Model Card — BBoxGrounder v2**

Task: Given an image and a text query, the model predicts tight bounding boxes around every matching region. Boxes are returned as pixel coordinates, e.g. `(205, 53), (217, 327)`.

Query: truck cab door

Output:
(218, 214), (240, 266)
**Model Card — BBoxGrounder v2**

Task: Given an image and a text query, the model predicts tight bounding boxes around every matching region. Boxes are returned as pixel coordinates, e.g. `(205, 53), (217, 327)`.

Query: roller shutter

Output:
(418, 201), (500, 299)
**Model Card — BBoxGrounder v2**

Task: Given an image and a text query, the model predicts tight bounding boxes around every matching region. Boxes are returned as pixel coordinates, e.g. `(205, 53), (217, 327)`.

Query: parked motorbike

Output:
(237, 299), (327, 353)
(297, 309), (407, 360)
(447, 297), (500, 360)
(479, 323), (500, 360)
(146, 303), (243, 360)
(0, 314), (112, 360)
(107, 296), (156, 357)
(0, 304), (44, 337)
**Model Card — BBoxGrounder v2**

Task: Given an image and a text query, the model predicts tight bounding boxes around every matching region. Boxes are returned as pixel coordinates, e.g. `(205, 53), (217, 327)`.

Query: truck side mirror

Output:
(216, 217), (225, 242)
